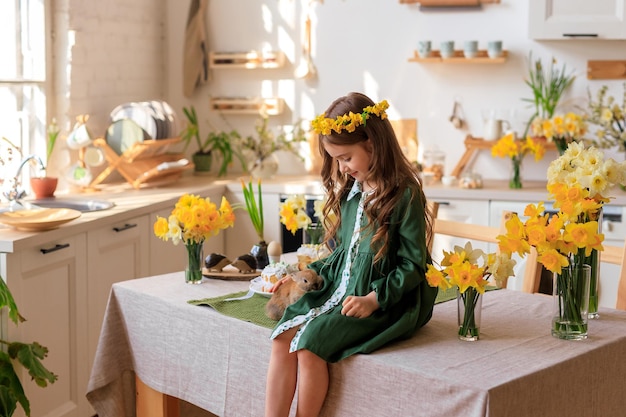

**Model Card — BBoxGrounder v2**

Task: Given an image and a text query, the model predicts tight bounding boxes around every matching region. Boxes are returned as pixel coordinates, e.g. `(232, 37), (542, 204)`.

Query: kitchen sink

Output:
(27, 197), (115, 212)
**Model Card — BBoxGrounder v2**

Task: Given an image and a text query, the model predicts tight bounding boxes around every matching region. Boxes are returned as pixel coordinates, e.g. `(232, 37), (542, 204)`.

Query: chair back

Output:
(522, 239), (626, 311)
(431, 210), (514, 287)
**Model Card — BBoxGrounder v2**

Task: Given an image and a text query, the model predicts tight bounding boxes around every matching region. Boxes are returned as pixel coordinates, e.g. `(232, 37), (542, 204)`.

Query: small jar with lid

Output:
(422, 149), (446, 185)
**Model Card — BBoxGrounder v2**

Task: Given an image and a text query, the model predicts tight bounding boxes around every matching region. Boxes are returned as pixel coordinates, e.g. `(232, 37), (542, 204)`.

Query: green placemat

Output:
(189, 292), (278, 329)
(189, 286), (498, 329)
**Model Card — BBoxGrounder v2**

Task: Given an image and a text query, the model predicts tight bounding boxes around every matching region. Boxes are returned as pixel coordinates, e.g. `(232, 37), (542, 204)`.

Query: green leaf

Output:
(0, 352), (28, 416)
(0, 279), (24, 325)
(8, 342), (57, 388)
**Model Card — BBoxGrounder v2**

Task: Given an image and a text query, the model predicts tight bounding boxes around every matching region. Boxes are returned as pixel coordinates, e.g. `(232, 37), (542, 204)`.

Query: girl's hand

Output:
(268, 275), (292, 293)
(341, 291), (379, 318)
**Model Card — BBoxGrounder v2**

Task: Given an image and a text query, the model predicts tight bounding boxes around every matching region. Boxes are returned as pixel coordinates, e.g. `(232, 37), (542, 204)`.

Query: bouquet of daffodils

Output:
(530, 112), (588, 154)
(153, 193), (235, 245)
(497, 142), (626, 330)
(279, 195), (330, 245)
(586, 83), (626, 150)
(491, 132), (545, 189)
(426, 242), (516, 340)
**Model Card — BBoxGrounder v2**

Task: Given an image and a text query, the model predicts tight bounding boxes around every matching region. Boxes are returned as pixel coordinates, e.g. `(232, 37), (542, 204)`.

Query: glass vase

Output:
(586, 208), (602, 319)
(509, 159), (522, 189)
(185, 241), (204, 284)
(552, 264), (591, 340)
(457, 287), (483, 341)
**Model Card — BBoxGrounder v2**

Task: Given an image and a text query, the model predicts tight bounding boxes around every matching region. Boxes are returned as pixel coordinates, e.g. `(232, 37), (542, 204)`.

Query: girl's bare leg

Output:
(295, 349), (329, 417)
(265, 328), (298, 417)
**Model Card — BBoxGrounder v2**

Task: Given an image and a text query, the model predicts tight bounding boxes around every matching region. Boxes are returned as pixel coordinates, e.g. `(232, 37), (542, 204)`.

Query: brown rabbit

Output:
(265, 270), (323, 320)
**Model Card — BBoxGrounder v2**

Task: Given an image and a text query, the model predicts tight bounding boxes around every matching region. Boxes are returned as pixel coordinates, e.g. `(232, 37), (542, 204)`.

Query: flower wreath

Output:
(311, 100), (389, 135)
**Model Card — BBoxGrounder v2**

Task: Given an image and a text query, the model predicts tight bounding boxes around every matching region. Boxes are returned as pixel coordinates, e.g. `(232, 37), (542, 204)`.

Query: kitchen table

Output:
(86, 273), (626, 417)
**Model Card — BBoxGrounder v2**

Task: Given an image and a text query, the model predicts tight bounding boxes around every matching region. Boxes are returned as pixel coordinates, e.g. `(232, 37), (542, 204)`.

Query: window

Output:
(0, 0), (47, 192)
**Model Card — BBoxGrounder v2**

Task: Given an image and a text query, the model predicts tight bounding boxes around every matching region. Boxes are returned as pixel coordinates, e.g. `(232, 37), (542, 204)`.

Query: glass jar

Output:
(459, 171), (483, 189)
(422, 149), (446, 185)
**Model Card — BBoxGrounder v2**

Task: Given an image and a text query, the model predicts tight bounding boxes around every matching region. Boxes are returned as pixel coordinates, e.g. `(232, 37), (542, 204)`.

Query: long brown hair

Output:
(316, 92), (433, 264)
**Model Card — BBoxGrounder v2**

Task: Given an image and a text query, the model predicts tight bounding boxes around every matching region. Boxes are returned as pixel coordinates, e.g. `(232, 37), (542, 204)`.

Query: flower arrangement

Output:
(522, 53), (575, 136)
(239, 117), (308, 167)
(426, 242), (516, 340)
(491, 132), (546, 189)
(586, 83), (626, 150)
(497, 142), (626, 338)
(153, 193), (235, 283)
(311, 100), (389, 135)
(530, 112), (588, 155)
(279, 195), (330, 245)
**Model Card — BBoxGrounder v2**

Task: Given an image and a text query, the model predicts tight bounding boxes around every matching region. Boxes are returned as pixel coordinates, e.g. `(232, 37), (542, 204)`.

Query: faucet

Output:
(3, 154), (45, 202)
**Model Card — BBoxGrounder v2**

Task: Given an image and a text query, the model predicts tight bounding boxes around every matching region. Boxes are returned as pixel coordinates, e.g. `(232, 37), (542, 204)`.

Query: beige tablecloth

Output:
(86, 273), (626, 417)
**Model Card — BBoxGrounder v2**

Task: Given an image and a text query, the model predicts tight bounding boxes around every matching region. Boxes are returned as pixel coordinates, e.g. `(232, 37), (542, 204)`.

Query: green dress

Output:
(270, 182), (437, 363)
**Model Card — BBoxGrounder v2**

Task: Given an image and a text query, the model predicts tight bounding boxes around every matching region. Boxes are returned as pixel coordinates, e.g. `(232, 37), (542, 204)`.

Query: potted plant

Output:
(240, 177), (269, 268)
(0, 275), (57, 416)
(180, 106), (245, 176)
(239, 117), (308, 179)
(30, 118), (60, 199)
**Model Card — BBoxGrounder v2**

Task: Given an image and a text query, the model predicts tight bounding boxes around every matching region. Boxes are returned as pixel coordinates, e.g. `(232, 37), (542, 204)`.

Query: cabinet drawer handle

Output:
(563, 33), (598, 38)
(40, 243), (70, 254)
(113, 223), (137, 232)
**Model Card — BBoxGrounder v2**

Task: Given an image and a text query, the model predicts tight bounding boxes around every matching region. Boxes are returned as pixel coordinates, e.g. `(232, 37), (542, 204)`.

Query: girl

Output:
(265, 92), (437, 417)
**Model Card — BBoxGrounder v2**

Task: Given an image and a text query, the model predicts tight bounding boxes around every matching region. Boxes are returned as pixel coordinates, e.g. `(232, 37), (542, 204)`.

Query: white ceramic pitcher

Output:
(484, 119), (510, 141)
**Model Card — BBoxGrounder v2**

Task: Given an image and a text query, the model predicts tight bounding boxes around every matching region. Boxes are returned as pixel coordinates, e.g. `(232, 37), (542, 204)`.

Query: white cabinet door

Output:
(86, 214), (150, 378)
(4, 233), (90, 417)
(529, 0), (626, 39)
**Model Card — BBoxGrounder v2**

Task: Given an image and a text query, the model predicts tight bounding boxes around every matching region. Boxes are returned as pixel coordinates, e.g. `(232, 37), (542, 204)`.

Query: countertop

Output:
(2, 174), (626, 253)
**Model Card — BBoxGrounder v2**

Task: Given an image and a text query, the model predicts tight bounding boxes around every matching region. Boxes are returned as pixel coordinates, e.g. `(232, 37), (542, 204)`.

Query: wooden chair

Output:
(522, 239), (626, 311)
(431, 210), (515, 288)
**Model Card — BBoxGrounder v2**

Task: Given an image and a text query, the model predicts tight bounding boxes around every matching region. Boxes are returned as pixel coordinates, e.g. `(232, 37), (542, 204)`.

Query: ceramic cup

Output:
(464, 40), (478, 58)
(440, 41), (455, 59)
(487, 40), (503, 58)
(417, 40), (432, 58)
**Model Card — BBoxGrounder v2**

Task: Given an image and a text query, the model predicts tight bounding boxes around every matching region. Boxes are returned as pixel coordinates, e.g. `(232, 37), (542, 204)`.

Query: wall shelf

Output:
(209, 51), (286, 69)
(209, 97), (285, 116)
(408, 49), (508, 64)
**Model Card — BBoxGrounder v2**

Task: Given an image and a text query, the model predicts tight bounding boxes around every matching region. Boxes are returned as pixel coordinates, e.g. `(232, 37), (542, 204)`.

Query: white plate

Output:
(250, 277), (272, 297)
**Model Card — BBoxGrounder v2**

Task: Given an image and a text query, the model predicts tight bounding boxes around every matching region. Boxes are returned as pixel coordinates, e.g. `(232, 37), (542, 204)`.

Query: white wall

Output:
(163, 0), (626, 180)
(53, 1), (626, 182)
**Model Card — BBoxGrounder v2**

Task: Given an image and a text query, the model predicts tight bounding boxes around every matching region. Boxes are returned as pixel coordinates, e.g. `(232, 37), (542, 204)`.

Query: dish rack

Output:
(89, 137), (193, 189)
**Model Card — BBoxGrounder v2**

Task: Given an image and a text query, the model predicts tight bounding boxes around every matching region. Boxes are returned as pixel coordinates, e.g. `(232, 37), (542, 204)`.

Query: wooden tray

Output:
(202, 265), (259, 281)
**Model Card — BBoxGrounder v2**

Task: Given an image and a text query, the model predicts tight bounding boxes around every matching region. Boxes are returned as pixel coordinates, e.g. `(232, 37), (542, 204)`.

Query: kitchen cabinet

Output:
(2, 233), (90, 417)
(86, 214), (150, 378)
(529, 0), (626, 40)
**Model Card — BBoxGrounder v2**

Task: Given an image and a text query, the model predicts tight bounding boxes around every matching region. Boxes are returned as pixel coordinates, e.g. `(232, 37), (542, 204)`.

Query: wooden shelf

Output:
(209, 97), (285, 116)
(409, 49), (508, 64)
(209, 51), (286, 69)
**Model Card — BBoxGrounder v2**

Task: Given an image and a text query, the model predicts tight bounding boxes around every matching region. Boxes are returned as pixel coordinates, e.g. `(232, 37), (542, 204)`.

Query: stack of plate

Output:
(106, 100), (178, 155)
